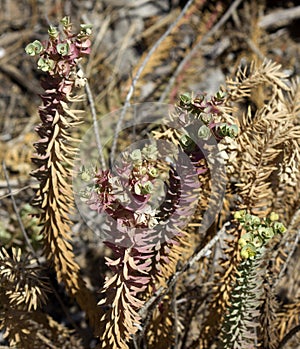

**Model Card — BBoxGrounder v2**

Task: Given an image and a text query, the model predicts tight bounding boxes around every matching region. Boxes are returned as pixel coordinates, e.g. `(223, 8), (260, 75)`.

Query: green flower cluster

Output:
(179, 91), (238, 145)
(128, 144), (160, 196)
(234, 210), (286, 259)
(25, 40), (44, 56)
(25, 16), (92, 76)
(216, 122), (239, 138)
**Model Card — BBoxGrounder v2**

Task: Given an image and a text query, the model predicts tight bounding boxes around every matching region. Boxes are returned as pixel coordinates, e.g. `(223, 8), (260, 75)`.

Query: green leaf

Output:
(80, 23), (93, 36)
(180, 92), (192, 105)
(61, 16), (71, 27)
(48, 26), (59, 39)
(215, 90), (226, 101)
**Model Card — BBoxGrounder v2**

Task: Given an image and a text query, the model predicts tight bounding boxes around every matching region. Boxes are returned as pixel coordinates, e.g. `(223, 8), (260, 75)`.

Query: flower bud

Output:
(148, 167), (159, 178)
(130, 149), (142, 164)
(37, 57), (55, 72)
(228, 125), (239, 138)
(180, 93), (192, 106)
(180, 135), (195, 151)
(201, 113), (213, 124)
(61, 16), (71, 27)
(251, 216), (261, 226)
(80, 24), (93, 36)
(142, 144), (158, 161)
(273, 222), (286, 234)
(198, 125), (211, 140)
(258, 227), (274, 240)
(234, 210), (246, 221)
(141, 181), (153, 195)
(81, 171), (91, 182)
(252, 235), (264, 248)
(134, 181), (153, 195)
(214, 90), (226, 101)
(240, 243), (256, 259)
(238, 232), (253, 247)
(48, 26), (59, 39)
(269, 212), (279, 222)
(57, 42), (70, 56)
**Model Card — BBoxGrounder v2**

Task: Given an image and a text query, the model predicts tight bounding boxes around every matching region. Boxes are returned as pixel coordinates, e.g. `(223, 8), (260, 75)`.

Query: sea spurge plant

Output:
(84, 143), (176, 348)
(220, 211), (286, 348)
(80, 93), (238, 348)
(26, 17), (98, 328)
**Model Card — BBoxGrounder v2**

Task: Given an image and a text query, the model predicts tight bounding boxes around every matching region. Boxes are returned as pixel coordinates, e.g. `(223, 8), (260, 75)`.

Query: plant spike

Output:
(26, 17), (98, 329)
(219, 210), (286, 348)
(83, 91), (237, 348)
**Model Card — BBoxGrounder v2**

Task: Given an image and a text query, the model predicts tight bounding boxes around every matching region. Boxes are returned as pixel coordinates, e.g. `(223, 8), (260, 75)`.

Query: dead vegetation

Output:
(1, 0), (300, 348)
